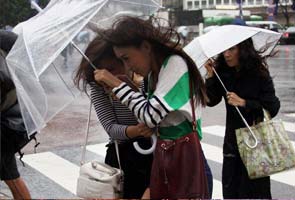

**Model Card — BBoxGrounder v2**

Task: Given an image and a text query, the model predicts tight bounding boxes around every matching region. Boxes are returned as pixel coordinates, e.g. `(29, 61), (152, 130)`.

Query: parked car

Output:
(280, 27), (295, 45)
(245, 21), (284, 33)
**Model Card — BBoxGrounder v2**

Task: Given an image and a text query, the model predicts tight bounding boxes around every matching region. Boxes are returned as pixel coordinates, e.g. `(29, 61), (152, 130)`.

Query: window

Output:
(187, 1), (193, 9)
(202, 0), (207, 7)
(248, 0), (254, 5)
(224, 0), (230, 4)
(256, 0), (263, 4)
(216, 0), (222, 4)
(194, 0), (200, 8)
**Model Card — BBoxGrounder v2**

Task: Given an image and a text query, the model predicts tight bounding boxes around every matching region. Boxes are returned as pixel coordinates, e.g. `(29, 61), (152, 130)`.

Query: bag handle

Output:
(107, 96), (123, 170)
(80, 99), (122, 172)
(210, 59), (258, 149)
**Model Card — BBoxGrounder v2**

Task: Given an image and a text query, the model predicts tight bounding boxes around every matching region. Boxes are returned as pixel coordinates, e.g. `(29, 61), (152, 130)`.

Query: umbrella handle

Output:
(210, 59), (258, 149)
(133, 134), (157, 155)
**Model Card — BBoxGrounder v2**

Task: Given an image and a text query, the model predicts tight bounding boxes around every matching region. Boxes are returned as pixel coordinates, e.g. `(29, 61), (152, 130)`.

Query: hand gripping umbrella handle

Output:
(133, 134), (157, 155)
(211, 61), (258, 149)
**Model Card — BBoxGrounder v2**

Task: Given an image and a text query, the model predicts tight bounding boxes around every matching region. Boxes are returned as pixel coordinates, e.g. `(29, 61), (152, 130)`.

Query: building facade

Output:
(182, 0), (293, 10)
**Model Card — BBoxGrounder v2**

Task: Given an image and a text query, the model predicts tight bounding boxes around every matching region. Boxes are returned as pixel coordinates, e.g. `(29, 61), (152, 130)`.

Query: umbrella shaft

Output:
(70, 41), (97, 70)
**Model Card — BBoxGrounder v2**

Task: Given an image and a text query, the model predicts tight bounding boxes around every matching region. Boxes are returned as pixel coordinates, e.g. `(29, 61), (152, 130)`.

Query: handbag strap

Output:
(80, 99), (122, 172)
(189, 77), (197, 133)
(80, 99), (92, 165)
(108, 95), (123, 170)
(210, 61), (258, 149)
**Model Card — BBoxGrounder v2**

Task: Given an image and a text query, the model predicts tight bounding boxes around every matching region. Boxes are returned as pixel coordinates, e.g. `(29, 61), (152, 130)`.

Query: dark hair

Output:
(0, 30), (17, 53)
(102, 16), (207, 106)
(74, 35), (121, 92)
(215, 38), (271, 77)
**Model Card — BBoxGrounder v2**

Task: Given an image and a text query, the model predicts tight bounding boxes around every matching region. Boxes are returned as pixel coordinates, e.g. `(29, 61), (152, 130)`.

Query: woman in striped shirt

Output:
(74, 38), (153, 198)
(94, 16), (210, 199)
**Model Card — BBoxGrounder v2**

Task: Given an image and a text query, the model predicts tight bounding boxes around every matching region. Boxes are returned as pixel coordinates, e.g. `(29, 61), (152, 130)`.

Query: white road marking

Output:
(20, 123), (295, 197)
(285, 113), (295, 118)
(202, 127), (295, 187)
(283, 121), (295, 133)
(212, 180), (223, 199)
(22, 152), (79, 194)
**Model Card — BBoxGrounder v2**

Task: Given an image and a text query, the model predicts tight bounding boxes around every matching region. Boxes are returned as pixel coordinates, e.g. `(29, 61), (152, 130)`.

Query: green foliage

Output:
(0, 0), (49, 29)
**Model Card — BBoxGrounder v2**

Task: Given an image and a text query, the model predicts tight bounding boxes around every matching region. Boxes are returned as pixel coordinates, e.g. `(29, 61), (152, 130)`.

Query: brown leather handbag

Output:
(150, 81), (209, 199)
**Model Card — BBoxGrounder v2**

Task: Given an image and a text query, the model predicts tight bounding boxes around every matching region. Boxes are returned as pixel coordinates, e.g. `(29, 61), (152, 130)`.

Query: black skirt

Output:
(105, 137), (153, 199)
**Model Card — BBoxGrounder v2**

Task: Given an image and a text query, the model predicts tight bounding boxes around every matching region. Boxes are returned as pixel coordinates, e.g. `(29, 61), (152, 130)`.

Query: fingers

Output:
(94, 69), (105, 84)
(205, 59), (215, 78)
(227, 92), (235, 105)
(137, 123), (153, 137)
(226, 92), (236, 99)
(94, 69), (122, 88)
(226, 92), (245, 107)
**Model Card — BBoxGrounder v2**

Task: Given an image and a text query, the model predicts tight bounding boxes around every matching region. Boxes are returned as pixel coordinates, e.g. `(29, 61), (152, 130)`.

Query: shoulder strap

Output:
(189, 75), (197, 132)
(81, 98), (122, 171)
(80, 100), (92, 165)
(108, 96), (122, 170)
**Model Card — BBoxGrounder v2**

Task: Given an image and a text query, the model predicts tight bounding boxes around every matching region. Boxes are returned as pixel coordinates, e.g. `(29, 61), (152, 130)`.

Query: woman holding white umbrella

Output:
(204, 38), (280, 198)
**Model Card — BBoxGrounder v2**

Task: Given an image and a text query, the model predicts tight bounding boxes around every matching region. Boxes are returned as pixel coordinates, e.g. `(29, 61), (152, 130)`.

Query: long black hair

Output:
(215, 38), (272, 77)
(101, 16), (208, 106)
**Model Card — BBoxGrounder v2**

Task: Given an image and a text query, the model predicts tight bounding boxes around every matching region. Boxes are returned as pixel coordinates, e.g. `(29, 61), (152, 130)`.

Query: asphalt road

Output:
(1, 45), (295, 199)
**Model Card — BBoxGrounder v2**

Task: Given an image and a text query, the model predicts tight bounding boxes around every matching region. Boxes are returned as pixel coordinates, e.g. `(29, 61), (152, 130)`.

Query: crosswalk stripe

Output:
(22, 152), (79, 195)
(285, 113), (295, 118)
(87, 134), (295, 188)
(283, 121), (295, 133)
(202, 134), (295, 187)
(202, 122), (295, 136)
(20, 123), (295, 197)
(87, 142), (224, 198)
(212, 180), (223, 198)
(202, 143), (223, 163)
(87, 143), (107, 158)
(203, 125), (295, 148)
(202, 125), (225, 138)
(271, 169), (295, 186)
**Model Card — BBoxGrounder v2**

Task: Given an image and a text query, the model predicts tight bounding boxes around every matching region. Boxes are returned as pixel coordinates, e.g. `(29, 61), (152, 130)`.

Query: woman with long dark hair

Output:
(74, 37), (153, 199)
(204, 38), (280, 198)
(93, 16), (211, 199)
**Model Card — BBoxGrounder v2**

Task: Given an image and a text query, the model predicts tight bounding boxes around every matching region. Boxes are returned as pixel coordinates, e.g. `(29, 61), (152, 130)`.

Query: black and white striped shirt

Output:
(90, 83), (140, 141)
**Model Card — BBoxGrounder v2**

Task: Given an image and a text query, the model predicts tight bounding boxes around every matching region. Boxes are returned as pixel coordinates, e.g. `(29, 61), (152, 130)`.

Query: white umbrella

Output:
(184, 25), (282, 69)
(184, 25), (282, 148)
(6, 0), (161, 136)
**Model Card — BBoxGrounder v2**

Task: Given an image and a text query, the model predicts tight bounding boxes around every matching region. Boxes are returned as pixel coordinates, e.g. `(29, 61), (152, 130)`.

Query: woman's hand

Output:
(204, 59), (215, 79)
(226, 92), (246, 107)
(141, 188), (150, 199)
(94, 69), (122, 89)
(126, 123), (153, 138)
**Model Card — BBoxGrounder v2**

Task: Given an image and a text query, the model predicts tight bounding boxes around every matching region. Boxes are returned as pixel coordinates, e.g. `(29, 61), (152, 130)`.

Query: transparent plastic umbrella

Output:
(6, 0), (161, 136)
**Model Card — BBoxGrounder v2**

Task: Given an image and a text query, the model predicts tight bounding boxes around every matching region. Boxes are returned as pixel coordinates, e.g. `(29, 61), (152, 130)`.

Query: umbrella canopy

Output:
(6, 0), (161, 136)
(184, 25), (282, 69)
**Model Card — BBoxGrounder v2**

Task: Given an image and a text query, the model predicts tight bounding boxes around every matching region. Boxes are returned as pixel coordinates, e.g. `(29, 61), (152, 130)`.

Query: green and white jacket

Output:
(112, 55), (202, 140)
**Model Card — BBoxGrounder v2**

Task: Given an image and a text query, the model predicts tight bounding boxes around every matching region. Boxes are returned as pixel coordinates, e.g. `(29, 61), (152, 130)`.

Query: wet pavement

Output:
(1, 45), (294, 199)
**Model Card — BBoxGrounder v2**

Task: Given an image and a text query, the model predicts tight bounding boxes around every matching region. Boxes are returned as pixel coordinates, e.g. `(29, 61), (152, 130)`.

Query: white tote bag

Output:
(76, 101), (124, 198)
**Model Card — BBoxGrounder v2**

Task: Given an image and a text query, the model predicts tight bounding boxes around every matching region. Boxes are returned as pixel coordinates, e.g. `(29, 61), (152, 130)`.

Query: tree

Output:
(0, 0), (49, 29)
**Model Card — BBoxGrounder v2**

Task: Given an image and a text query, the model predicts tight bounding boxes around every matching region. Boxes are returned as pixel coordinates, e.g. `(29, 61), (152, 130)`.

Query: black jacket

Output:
(205, 67), (280, 155)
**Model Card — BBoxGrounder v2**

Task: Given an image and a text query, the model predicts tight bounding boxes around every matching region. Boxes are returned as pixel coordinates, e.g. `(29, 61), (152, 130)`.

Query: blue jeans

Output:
(202, 150), (213, 198)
